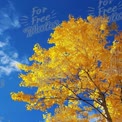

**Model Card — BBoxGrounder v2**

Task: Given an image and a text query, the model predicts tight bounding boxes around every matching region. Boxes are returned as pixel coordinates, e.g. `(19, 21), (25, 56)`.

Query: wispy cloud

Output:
(0, 41), (7, 47)
(0, 37), (28, 76)
(0, 2), (28, 77)
(0, 40), (17, 76)
(0, 1), (20, 35)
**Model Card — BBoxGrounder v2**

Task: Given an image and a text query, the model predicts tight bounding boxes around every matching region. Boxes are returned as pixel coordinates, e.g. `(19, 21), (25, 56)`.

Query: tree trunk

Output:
(101, 94), (112, 122)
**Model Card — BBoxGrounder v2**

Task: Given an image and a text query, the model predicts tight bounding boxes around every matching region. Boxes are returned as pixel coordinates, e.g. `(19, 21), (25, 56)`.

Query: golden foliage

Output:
(11, 16), (122, 122)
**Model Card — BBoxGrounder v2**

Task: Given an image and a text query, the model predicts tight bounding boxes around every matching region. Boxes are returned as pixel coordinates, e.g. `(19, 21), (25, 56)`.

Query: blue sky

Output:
(0, 0), (122, 122)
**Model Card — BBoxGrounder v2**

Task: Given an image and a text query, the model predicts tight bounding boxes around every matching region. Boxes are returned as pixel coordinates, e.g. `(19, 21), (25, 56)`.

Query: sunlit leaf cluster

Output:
(11, 16), (122, 122)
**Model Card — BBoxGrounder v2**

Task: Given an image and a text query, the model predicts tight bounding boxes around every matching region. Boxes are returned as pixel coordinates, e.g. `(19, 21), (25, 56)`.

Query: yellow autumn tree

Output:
(11, 16), (122, 122)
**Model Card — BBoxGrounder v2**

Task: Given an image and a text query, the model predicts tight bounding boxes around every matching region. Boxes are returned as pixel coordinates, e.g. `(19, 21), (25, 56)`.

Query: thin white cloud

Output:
(0, 1), (20, 35)
(0, 55), (10, 65)
(0, 2), (28, 77)
(0, 41), (7, 47)
(0, 40), (28, 76)
(12, 52), (18, 58)
(0, 50), (18, 76)
(0, 47), (28, 76)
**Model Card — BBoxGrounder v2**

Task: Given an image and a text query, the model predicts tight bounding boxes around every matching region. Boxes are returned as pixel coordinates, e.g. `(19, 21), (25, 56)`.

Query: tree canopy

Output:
(11, 16), (122, 122)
